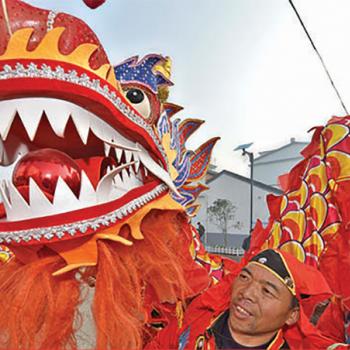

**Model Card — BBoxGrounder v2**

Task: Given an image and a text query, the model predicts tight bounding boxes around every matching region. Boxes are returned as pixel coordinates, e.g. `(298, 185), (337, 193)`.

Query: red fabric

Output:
(276, 251), (335, 349)
(242, 219), (272, 263)
(317, 299), (347, 343)
(284, 159), (308, 192)
(278, 173), (289, 192)
(301, 126), (323, 158)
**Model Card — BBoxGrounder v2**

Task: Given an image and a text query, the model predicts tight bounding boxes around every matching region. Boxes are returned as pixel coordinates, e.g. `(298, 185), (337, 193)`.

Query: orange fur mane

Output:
(0, 210), (192, 349)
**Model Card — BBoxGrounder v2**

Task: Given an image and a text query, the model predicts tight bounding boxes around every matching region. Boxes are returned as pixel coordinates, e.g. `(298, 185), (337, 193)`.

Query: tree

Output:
(208, 199), (242, 247)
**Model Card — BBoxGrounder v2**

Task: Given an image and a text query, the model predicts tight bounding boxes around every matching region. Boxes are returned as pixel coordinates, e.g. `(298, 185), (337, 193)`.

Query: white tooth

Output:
(44, 100), (71, 137)
(17, 103), (43, 141)
(136, 143), (181, 196)
(90, 117), (139, 151)
(96, 162), (135, 203)
(115, 148), (123, 163)
(104, 143), (111, 157)
(70, 108), (90, 145)
(125, 150), (132, 163)
(144, 167), (148, 176)
(53, 177), (81, 212)
(113, 173), (124, 188)
(0, 101), (17, 140)
(15, 143), (30, 159)
(129, 165), (135, 177)
(29, 177), (53, 214)
(134, 159), (141, 174)
(7, 181), (31, 221)
(121, 168), (129, 181)
(1, 145), (28, 167)
(0, 139), (4, 164)
(0, 181), (11, 217)
(123, 169), (142, 189)
(79, 171), (96, 203)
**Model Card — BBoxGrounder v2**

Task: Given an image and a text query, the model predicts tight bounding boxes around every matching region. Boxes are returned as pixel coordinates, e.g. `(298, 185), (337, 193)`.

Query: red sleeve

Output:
(144, 320), (180, 350)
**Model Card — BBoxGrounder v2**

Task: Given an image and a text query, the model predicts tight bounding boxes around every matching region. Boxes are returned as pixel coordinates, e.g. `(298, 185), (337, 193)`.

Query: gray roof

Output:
(255, 141), (308, 162)
(207, 170), (282, 194)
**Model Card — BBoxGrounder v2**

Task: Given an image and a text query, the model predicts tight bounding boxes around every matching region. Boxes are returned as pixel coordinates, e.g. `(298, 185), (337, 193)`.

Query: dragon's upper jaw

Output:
(0, 97), (177, 244)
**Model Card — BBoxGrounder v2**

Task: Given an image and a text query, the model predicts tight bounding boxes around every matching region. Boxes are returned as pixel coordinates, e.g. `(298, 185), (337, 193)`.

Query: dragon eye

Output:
(126, 89), (144, 104)
(125, 88), (151, 119)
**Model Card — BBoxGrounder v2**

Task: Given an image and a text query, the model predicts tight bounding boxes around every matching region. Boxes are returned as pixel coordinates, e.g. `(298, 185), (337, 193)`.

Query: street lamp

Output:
(234, 142), (254, 234)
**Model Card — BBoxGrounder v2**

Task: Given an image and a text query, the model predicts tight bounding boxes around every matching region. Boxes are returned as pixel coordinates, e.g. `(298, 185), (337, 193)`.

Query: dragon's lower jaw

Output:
(0, 97), (176, 245)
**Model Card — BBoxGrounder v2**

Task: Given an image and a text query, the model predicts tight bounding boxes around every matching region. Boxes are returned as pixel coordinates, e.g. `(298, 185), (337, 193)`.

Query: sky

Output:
(28, 0), (350, 176)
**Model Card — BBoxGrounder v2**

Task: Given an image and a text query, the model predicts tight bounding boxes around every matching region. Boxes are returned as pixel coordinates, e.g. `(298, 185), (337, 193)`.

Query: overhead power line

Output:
(288, 0), (349, 115)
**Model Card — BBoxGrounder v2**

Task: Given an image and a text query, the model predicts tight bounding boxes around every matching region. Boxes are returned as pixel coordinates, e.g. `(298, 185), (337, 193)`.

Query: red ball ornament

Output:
(82, 0), (106, 9)
(13, 149), (81, 202)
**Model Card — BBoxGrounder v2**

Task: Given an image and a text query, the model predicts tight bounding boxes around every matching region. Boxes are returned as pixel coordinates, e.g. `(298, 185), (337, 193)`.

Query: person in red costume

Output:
(147, 249), (349, 350)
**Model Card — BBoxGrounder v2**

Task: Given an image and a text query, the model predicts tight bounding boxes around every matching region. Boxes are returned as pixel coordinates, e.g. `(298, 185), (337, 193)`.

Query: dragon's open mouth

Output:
(0, 97), (176, 240)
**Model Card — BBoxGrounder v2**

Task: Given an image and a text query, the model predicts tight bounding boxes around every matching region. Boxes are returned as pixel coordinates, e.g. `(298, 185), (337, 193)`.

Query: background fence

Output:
(205, 245), (245, 256)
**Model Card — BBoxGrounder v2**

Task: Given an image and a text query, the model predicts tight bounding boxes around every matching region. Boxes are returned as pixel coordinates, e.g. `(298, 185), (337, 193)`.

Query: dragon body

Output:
(248, 116), (350, 343)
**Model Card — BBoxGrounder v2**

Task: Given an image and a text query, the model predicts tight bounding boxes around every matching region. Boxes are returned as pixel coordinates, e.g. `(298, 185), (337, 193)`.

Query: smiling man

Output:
(146, 249), (342, 350)
(213, 250), (300, 349)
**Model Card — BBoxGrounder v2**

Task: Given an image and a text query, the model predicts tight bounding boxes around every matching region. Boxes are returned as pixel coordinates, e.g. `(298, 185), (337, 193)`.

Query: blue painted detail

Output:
(174, 153), (191, 188)
(186, 205), (198, 216)
(157, 111), (169, 138)
(178, 326), (190, 350)
(114, 55), (172, 94)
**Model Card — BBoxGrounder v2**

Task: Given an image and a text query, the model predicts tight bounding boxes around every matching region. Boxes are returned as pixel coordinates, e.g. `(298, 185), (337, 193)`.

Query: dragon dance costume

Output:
(248, 116), (350, 345)
(0, 1), (350, 349)
(0, 1), (229, 348)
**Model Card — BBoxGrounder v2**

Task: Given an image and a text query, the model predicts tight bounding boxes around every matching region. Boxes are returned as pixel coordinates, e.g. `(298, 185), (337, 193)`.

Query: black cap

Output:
(250, 249), (296, 295)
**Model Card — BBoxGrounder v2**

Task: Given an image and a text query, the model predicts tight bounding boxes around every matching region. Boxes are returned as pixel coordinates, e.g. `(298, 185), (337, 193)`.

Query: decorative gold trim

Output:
(267, 329), (285, 349)
(277, 251), (296, 295)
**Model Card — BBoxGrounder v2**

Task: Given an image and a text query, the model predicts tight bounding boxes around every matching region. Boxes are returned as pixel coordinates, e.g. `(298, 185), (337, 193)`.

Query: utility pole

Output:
(243, 149), (254, 233)
(234, 143), (254, 234)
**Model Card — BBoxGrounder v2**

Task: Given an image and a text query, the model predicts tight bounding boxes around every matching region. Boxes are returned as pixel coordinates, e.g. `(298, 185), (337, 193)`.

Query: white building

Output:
(195, 170), (281, 248)
(253, 138), (308, 187)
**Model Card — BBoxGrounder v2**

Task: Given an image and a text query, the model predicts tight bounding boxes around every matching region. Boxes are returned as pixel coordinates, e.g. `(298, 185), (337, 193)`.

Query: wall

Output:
(195, 172), (279, 246)
(253, 142), (307, 187)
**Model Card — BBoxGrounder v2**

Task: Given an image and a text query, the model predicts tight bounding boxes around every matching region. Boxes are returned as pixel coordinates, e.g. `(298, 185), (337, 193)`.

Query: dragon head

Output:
(0, 0), (218, 272)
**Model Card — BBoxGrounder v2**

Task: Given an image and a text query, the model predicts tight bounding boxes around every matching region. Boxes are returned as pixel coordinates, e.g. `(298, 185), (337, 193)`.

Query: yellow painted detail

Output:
(280, 241), (305, 262)
(271, 222), (282, 248)
(309, 193), (327, 230)
(161, 133), (179, 180)
(282, 210), (306, 242)
(323, 124), (349, 151)
(1, 28), (117, 86)
(303, 231), (324, 257)
(328, 151), (350, 181)
(321, 222), (340, 238)
(307, 161), (327, 193)
(280, 195), (288, 214)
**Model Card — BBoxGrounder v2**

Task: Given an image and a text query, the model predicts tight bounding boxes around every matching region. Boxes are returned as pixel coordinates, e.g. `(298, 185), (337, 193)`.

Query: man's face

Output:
(229, 262), (299, 342)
